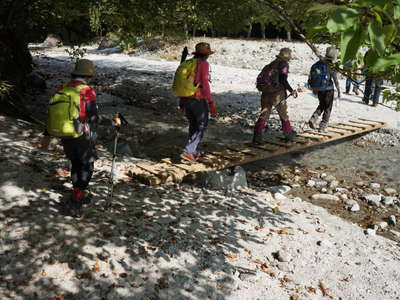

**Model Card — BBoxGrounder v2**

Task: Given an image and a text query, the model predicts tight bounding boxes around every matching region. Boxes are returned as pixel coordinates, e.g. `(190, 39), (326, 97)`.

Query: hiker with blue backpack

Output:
(41, 59), (120, 207)
(308, 46), (341, 132)
(172, 42), (217, 161)
(253, 48), (298, 143)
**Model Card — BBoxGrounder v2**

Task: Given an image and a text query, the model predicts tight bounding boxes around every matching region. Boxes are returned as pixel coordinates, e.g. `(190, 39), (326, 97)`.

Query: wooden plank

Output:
(132, 119), (387, 185)
(303, 130), (338, 138)
(227, 146), (257, 156)
(330, 125), (357, 132)
(297, 133), (325, 141)
(358, 118), (386, 125)
(246, 143), (281, 152)
(338, 122), (369, 129)
(265, 140), (293, 147)
(348, 120), (377, 127)
(326, 127), (347, 135)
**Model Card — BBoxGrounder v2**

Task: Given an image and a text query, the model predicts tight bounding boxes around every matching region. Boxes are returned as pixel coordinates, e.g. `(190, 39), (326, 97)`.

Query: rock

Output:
(320, 173), (327, 179)
(329, 181), (339, 189)
(42, 34), (62, 47)
(238, 270), (257, 281)
(315, 181), (328, 188)
(325, 175), (336, 182)
(274, 192), (288, 201)
(369, 183), (381, 190)
(366, 170), (380, 177)
(345, 200), (360, 212)
(390, 230), (400, 238)
(317, 240), (332, 247)
(188, 166), (247, 190)
(335, 187), (349, 193)
(388, 215), (397, 226)
(362, 194), (382, 206)
(340, 194), (348, 201)
(311, 194), (339, 201)
(277, 262), (291, 272)
(267, 185), (291, 194)
(98, 36), (119, 50)
(307, 180), (316, 187)
(276, 250), (292, 262)
(378, 222), (388, 230)
(355, 181), (365, 187)
(382, 197), (396, 206)
(364, 229), (376, 236)
(384, 188), (397, 195)
(97, 47), (123, 54)
(321, 188), (328, 193)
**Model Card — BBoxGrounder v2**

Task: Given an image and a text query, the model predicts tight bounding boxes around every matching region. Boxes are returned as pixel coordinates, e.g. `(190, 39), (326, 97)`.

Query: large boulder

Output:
(42, 34), (62, 47)
(98, 36), (119, 50)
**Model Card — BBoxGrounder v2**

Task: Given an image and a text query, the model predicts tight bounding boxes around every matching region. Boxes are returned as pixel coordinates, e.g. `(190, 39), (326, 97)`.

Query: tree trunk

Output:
(247, 23), (252, 38)
(211, 28), (216, 37)
(161, 24), (165, 37)
(184, 22), (188, 38)
(193, 28), (196, 38)
(261, 23), (266, 39)
(287, 31), (292, 41)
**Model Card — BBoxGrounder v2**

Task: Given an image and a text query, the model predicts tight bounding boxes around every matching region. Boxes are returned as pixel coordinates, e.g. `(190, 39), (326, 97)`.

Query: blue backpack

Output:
(308, 60), (332, 91)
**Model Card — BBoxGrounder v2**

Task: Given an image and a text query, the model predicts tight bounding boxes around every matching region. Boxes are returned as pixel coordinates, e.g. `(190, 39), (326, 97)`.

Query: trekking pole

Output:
(107, 112), (128, 208)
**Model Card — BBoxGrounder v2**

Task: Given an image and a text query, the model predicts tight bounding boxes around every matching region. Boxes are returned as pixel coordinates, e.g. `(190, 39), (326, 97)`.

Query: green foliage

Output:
(65, 46), (87, 62)
(316, 0), (400, 83)
(382, 87), (400, 111)
(327, 8), (359, 33)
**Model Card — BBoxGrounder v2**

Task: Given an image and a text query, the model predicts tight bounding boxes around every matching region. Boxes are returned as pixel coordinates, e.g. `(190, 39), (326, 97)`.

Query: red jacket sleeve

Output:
(195, 60), (213, 103)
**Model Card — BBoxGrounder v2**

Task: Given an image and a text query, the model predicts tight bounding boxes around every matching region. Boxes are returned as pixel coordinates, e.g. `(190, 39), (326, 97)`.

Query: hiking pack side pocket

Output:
(73, 118), (83, 134)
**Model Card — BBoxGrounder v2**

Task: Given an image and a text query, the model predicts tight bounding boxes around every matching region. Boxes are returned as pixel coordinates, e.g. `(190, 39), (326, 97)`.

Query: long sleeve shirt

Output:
(194, 59), (213, 103)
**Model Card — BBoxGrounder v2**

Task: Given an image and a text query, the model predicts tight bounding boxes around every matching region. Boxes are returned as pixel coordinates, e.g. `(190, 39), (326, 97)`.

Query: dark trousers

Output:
(363, 78), (383, 105)
(61, 133), (96, 190)
(311, 90), (334, 125)
(183, 98), (209, 155)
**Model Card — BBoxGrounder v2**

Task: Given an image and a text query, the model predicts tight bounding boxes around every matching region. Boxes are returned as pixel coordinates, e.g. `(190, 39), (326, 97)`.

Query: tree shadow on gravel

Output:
(0, 114), (299, 299)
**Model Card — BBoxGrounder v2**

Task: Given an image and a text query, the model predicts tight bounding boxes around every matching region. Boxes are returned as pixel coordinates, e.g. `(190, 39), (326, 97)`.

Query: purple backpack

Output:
(256, 60), (282, 93)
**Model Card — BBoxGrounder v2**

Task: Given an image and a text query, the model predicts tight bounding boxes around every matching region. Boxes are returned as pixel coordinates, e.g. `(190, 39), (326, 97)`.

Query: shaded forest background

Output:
(1, 0), (400, 119)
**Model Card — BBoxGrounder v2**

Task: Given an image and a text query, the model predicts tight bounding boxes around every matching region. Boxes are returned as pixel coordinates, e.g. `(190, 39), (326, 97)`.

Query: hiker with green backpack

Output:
(308, 46), (341, 132)
(172, 42), (217, 161)
(253, 48), (298, 143)
(41, 59), (118, 207)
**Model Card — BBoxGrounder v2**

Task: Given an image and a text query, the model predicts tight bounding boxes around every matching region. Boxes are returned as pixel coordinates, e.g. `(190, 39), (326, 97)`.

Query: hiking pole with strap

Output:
(107, 112), (128, 208)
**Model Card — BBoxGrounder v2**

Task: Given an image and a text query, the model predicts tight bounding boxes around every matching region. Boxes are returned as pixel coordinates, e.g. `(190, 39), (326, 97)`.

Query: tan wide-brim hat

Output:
(276, 48), (292, 61)
(325, 46), (338, 60)
(71, 59), (96, 77)
(192, 42), (215, 56)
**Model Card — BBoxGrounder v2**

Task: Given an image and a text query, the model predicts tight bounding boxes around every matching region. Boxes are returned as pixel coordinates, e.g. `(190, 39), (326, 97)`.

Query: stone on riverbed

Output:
(362, 194), (382, 206)
(311, 194), (339, 201)
(345, 200), (360, 212)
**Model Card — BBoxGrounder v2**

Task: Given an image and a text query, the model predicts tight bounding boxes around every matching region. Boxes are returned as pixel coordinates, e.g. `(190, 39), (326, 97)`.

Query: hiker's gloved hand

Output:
(41, 135), (51, 151)
(208, 101), (217, 117)
(114, 116), (122, 127)
(178, 98), (185, 111)
(291, 90), (298, 98)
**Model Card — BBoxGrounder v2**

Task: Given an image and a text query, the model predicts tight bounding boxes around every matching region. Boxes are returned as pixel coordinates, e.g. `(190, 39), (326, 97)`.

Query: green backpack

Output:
(172, 58), (199, 97)
(46, 84), (87, 138)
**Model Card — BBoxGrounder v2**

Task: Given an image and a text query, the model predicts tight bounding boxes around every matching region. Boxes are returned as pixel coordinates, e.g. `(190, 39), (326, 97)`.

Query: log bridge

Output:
(128, 118), (386, 185)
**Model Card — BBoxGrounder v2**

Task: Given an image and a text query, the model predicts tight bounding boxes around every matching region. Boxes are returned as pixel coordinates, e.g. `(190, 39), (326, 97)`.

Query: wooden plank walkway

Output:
(129, 118), (386, 185)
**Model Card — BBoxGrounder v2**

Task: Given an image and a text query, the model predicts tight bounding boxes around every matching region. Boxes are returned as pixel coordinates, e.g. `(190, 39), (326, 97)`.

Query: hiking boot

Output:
(181, 152), (197, 162)
(194, 152), (206, 159)
(252, 130), (263, 144)
(319, 123), (328, 133)
(284, 130), (297, 141)
(308, 118), (318, 130)
(372, 103), (378, 107)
